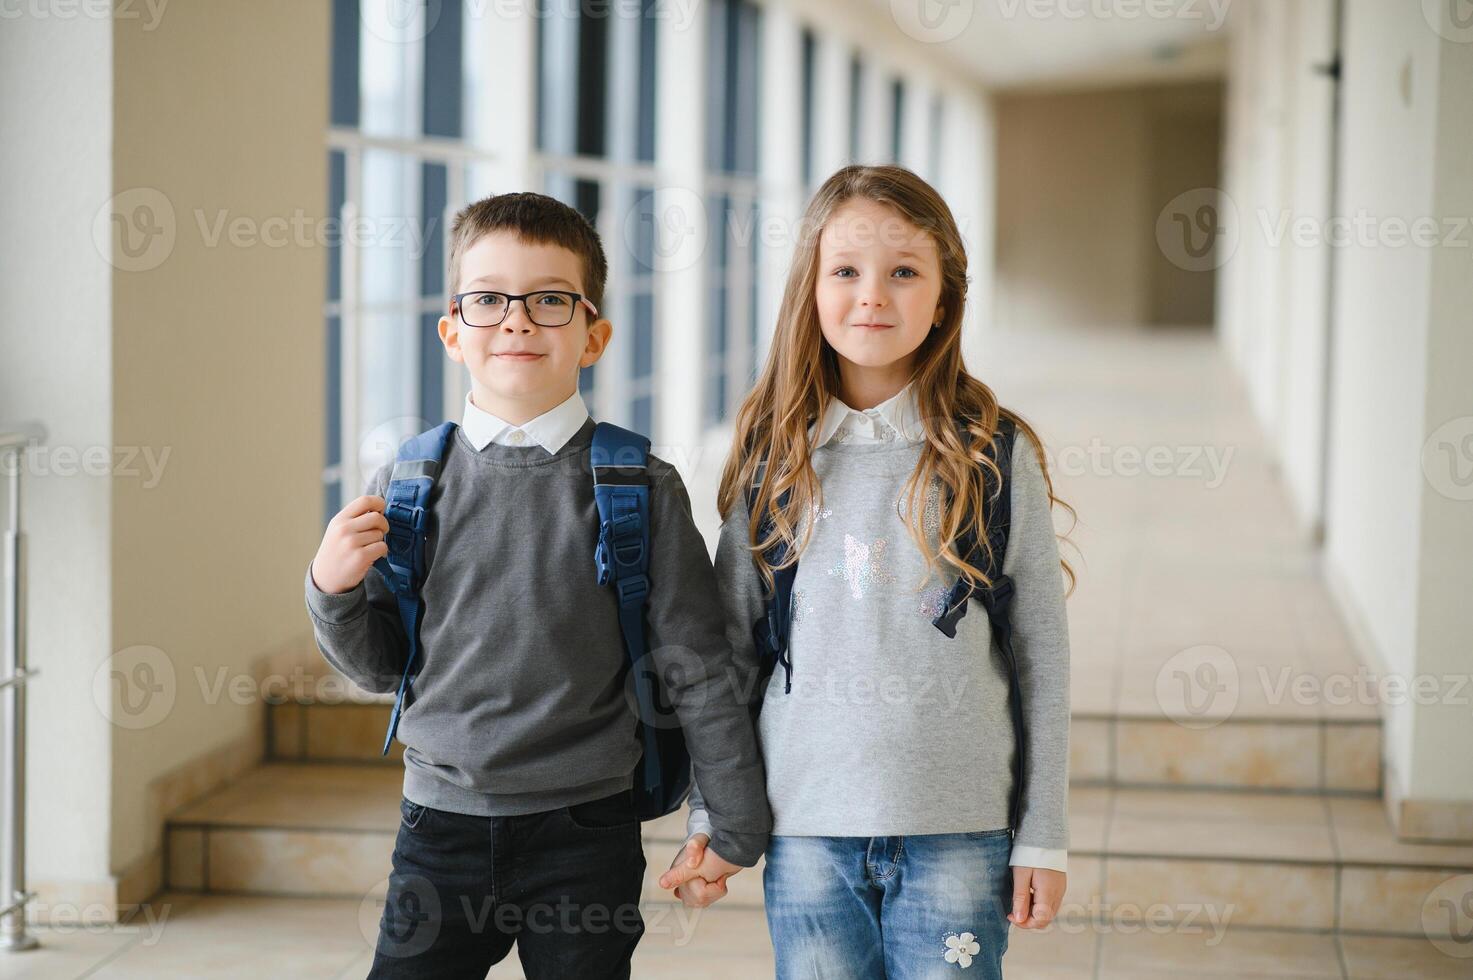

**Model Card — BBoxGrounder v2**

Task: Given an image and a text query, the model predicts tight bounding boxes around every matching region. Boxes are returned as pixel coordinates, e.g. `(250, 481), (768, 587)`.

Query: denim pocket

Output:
(565, 789), (639, 832)
(400, 797), (429, 831)
(964, 827), (1013, 840)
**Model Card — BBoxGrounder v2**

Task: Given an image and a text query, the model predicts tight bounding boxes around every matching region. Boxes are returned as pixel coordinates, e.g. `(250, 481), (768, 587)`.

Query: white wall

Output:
(0, 8), (115, 894)
(1217, 0), (1338, 534)
(1323, 0), (1441, 801)
(1224, 0), (1473, 812)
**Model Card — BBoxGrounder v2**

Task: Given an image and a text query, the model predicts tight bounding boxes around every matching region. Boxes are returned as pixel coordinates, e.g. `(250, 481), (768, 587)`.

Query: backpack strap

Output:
(930, 416), (1024, 832)
(590, 422), (660, 795)
(931, 417), (1018, 637)
(374, 421), (459, 756)
(747, 457), (796, 697)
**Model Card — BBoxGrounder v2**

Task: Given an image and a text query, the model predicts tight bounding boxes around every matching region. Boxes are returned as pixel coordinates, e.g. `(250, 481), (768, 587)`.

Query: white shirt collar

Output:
(813, 383), (927, 449)
(461, 390), (590, 455)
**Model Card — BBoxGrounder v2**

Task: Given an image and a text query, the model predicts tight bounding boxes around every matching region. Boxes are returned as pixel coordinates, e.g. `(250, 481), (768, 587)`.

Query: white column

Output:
(859, 56), (893, 164)
(758, 2), (805, 360)
(812, 33), (853, 179)
(900, 75), (934, 175)
(455, 4), (537, 417)
(465, 3), (535, 190)
(654, 0), (709, 463)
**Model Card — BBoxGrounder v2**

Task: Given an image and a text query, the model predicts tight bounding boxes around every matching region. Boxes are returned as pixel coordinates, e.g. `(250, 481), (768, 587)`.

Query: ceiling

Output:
(878, 0), (1236, 91)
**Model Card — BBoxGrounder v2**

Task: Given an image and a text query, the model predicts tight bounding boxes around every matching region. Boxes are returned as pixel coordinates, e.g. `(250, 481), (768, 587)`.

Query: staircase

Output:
(163, 657), (1472, 943)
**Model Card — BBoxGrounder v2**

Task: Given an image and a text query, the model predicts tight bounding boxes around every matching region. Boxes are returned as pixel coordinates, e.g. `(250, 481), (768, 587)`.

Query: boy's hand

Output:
(310, 495), (390, 594)
(658, 833), (741, 908)
(1009, 866), (1066, 929)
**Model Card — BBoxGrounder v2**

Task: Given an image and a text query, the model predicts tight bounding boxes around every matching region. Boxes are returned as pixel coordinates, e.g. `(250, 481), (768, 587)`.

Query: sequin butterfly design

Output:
(828, 534), (897, 600)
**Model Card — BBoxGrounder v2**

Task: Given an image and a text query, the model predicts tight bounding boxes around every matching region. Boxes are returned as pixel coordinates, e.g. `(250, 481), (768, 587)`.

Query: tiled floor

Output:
(7, 894), (1470, 979)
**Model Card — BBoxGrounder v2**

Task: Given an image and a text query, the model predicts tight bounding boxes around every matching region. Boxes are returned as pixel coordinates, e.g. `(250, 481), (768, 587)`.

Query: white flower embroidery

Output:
(943, 931), (981, 968)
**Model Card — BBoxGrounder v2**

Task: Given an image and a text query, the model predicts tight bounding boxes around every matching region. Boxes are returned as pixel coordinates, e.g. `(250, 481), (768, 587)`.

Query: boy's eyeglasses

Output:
(452, 290), (599, 328)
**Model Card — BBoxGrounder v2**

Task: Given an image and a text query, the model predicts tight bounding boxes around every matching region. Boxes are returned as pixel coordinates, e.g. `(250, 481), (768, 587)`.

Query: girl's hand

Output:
(1009, 866), (1065, 929)
(659, 833), (738, 908)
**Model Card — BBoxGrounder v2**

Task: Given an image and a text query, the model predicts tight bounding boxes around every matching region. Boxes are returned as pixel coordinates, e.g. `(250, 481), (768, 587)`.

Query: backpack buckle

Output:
(384, 502), (426, 533)
(616, 573), (649, 609)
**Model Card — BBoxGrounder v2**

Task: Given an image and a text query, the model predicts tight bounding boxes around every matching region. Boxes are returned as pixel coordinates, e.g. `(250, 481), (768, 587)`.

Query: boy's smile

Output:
(438, 230), (612, 425)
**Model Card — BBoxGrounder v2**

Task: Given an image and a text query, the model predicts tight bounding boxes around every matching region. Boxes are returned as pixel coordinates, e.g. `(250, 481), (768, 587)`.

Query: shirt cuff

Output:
(685, 807), (713, 843)
(304, 561), (369, 625)
(1009, 845), (1067, 874)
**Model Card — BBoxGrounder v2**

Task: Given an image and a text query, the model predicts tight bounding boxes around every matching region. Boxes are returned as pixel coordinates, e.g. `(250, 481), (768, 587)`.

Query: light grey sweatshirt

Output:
(690, 410), (1071, 871)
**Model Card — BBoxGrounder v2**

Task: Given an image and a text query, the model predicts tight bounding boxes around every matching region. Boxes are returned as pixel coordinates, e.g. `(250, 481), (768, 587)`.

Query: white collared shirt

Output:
(460, 390), (590, 455)
(812, 383), (928, 449)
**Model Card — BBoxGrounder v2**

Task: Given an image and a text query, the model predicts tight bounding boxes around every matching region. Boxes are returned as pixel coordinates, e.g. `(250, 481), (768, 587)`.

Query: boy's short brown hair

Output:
(447, 192), (608, 312)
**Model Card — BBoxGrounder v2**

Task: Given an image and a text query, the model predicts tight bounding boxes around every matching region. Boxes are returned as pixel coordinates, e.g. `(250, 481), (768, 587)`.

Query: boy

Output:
(305, 192), (769, 979)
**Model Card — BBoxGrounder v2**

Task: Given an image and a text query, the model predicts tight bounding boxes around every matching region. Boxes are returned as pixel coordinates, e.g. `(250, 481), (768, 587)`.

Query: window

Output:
(325, 0), (458, 518)
(323, 0), (662, 518)
(704, 0), (763, 426)
(801, 27), (817, 190)
(929, 92), (944, 182)
(890, 78), (905, 163)
(535, 2), (660, 433)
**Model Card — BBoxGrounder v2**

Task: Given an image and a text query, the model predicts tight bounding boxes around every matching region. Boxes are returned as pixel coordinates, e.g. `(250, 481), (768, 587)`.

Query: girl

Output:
(661, 165), (1076, 979)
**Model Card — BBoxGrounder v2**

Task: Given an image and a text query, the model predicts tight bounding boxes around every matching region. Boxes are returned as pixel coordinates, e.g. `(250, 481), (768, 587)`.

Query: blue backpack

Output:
(370, 421), (691, 820)
(747, 416), (1025, 831)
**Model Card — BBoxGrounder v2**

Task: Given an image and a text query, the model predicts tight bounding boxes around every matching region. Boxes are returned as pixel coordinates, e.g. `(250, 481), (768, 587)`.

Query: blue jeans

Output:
(367, 789), (646, 979)
(764, 832), (1013, 980)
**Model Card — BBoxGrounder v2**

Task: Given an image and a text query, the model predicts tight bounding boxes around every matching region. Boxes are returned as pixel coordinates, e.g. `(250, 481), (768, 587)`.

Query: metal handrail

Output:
(0, 422), (43, 952)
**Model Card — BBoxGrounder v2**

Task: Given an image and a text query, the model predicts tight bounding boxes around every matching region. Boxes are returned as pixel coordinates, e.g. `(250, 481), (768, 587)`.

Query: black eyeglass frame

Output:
(451, 290), (600, 328)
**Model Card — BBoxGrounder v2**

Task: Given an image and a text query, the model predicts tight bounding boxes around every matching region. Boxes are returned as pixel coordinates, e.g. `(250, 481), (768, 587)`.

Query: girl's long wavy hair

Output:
(718, 165), (1076, 596)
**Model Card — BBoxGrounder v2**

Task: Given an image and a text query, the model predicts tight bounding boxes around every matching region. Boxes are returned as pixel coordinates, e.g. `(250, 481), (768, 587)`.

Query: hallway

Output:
(9, 322), (1468, 979)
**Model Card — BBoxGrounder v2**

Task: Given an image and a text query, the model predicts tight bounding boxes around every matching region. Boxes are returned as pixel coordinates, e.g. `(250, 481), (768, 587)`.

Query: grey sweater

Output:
(693, 431), (1070, 856)
(305, 419), (771, 866)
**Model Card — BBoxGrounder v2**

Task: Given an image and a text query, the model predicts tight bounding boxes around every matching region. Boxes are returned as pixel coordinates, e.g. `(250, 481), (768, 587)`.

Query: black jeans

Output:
(366, 787), (647, 980)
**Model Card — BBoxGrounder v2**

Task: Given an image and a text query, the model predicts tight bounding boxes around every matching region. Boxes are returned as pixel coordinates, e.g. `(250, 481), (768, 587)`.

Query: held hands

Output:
(311, 495), (390, 594)
(1009, 866), (1066, 929)
(658, 833), (743, 908)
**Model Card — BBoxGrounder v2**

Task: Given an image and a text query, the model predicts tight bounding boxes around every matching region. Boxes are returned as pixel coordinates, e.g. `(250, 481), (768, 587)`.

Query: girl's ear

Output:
(932, 305), (945, 328)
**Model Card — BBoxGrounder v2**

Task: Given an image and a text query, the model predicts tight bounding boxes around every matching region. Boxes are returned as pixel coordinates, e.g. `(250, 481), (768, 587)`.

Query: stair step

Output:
(164, 764), (1471, 937)
(268, 699), (1383, 794)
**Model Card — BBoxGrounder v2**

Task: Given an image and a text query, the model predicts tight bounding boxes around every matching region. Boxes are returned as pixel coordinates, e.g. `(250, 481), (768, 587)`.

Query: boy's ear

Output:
(437, 311), (465, 363)
(580, 317), (613, 369)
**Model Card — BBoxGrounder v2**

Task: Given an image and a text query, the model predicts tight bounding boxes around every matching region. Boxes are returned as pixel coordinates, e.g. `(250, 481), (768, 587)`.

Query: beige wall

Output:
(107, 1), (330, 876)
(993, 81), (1222, 331)
(1222, 0), (1473, 814)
